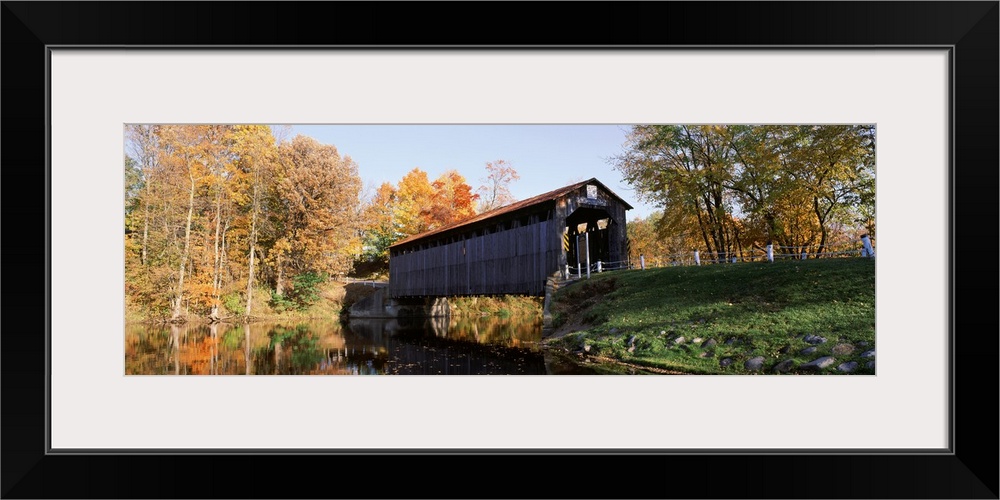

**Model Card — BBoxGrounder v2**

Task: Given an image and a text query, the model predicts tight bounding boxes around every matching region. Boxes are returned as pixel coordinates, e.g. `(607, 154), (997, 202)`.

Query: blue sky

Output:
(282, 124), (658, 220)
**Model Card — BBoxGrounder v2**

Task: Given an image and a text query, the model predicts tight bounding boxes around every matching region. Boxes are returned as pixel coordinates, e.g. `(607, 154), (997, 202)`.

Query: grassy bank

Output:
(545, 258), (876, 374)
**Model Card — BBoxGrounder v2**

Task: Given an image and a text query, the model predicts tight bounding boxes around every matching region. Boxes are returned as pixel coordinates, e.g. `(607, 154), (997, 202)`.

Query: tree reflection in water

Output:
(126, 315), (555, 375)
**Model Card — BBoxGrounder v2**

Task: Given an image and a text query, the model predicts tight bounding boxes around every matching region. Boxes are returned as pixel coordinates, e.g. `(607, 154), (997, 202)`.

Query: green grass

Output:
(547, 258), (876, 375)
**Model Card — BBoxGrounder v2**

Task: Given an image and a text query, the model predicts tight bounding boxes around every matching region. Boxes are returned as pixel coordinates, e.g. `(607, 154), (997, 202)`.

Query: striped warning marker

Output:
(562, 232), (570, 252)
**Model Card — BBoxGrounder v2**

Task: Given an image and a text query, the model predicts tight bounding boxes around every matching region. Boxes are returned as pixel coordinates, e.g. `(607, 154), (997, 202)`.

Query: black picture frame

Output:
(3, 2), (997, 498)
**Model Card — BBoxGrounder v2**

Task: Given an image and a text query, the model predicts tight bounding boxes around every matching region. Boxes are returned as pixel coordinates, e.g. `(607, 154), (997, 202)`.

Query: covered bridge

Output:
(388, 178), (633, 298)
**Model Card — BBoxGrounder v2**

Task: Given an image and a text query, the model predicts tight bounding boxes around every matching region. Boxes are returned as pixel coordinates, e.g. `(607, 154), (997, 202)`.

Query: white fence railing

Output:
(339, 277), (388, 287)
(561, 239), (875, 280)
(632, 235), (875, 271)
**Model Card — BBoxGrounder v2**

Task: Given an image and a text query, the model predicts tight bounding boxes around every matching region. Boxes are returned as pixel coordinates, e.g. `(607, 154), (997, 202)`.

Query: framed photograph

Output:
(4, 2), (996, 498)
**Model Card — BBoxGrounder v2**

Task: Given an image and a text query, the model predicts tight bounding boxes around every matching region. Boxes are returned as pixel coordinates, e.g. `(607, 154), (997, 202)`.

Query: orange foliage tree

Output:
(427, 170), (479, 228)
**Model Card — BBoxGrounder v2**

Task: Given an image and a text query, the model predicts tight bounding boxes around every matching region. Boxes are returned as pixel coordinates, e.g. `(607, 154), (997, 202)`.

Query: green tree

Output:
(790, 125), (875, 255)
(360, 182), (399, 264)
(613, 125), (739, 262)
(612, 125), (876, 261)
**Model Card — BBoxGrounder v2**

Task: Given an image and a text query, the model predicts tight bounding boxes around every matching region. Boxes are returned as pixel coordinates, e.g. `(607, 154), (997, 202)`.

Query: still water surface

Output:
(126, 316), (595, 375)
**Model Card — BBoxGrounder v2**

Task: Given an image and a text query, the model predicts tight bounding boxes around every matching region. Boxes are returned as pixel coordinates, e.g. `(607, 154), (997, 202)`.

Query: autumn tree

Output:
(626, 214), (668, 265)
(476, 159), (520, 213)
(125, 125), (161, 266)
(125, 124), (185, 316)
(230, 125), (279, 317)
(613, 125), (740, 262)
(627, 211), (709, 265)
(124, 155), (143, 235)
(201, 127), (237, 321)
(155, 125), (216, 320)
(787, 125), (875, 255)
(393, 168), (436, 236)
(427, 170), (479, 228)
(270, 135), (362, 295)
(125, 126), (368, 321)
(724, 125), (790, 246)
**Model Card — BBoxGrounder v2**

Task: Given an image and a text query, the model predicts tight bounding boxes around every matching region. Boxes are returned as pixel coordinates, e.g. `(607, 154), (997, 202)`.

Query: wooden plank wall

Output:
(389, 218), (559, 297)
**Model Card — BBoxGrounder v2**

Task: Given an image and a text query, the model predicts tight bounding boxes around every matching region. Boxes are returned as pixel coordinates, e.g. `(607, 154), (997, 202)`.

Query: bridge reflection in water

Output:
(345, 316), (546, 375)
(126, 315), (597, 375)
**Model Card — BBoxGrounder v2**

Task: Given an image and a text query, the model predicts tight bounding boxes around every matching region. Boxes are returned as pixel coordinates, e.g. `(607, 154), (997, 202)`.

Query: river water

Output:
(125, 316), (597, 375)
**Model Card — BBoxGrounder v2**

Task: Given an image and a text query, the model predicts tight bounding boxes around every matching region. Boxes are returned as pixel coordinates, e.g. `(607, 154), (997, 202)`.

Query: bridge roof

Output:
(390, 177), (633, 248)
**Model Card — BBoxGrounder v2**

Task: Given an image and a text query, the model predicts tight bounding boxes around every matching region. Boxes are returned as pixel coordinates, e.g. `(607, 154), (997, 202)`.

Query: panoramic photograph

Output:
(124, 124), (876, 375)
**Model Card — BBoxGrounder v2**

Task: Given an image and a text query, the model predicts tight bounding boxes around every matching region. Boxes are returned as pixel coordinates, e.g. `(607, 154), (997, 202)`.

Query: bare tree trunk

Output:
(210, 188), (223, 321)
(692, 200), (713, 257)
(275, 260), (284, 297)
(172, 169), (196, 321)
(210, 323), (219, 374)
(130, 124), (156, 267)
(245, 174), (261, 317)
(171, 325), (181, 375)
(244, 323), (252, 375)
(274, 341), (281, 375)
(813, 196), (831, 258)
(142, 182), (150, 266)
(220, 220), (229, 284)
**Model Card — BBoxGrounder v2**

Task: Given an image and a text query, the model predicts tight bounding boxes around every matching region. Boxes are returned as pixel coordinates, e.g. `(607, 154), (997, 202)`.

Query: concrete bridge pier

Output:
(348, 288), (451, 319)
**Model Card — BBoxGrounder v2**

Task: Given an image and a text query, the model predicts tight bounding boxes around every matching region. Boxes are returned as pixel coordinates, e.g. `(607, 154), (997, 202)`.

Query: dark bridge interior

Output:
(565, 207), (614, 271)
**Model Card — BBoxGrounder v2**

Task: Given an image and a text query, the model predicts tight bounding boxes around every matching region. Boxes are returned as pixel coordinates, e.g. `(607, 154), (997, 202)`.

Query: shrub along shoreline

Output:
(126, 279), (544, 324)
(542, 258), (876, 375)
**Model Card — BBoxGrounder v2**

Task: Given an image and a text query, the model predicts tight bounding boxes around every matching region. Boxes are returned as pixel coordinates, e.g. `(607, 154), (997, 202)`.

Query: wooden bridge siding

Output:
(607, 202), (628, 265)
(389, 218), (556, 297)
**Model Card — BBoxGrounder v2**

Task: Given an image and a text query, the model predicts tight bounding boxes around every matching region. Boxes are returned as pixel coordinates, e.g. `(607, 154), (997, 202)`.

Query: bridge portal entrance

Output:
(565, 207), (615, 273)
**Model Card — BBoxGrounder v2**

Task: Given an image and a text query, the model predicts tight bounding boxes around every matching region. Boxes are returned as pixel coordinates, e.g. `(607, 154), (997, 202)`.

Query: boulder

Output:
(831, 343), (855, 356)
(800, 356), (837, 372)
(837, 361), (859, 373)
(744, 356), (765, 371)
(773, 359), (796, 373)
(803, 334), (827, 345)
